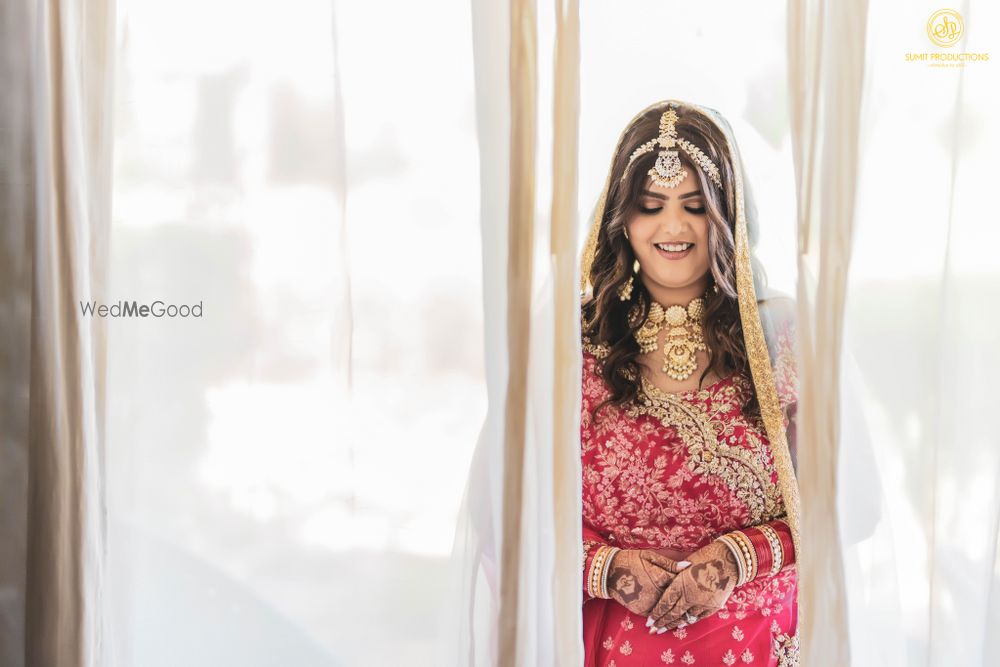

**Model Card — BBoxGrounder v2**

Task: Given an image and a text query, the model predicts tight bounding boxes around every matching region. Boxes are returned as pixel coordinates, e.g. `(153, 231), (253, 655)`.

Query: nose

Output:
(660, 203), (689, 235)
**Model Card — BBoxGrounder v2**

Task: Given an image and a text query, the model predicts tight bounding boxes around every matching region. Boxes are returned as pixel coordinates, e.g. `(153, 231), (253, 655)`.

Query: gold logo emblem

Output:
(927, 9), (964, 48)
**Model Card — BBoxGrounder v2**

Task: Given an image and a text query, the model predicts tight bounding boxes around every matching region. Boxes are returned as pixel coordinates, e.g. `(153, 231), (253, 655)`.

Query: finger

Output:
(645, 551), (681, 574)
(640, 555), (676, 590)
(653, 547), (690, 561)
(655, 601), (691, 633)
(648, 580), (683, 622)
(700, 604), (719, 617)
(644, 562), (676, 592)
(653, 588), (692, 631)
(686, 605), (714, 623)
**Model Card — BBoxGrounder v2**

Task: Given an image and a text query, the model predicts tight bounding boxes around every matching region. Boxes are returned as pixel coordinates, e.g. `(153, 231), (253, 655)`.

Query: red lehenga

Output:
(580, 325), (800, 667)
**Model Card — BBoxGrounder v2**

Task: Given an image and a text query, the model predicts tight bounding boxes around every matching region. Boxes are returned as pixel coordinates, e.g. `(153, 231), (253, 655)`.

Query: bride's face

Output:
(624, 167), (711, 297)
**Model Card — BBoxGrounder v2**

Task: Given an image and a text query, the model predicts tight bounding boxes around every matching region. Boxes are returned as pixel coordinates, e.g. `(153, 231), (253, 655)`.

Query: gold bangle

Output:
(729, 532), (754, 584)
(600, 547), (620, 598)
(716, 535), (747, 586)
(587, 547), (603, 598)
(588, 545), (612, 598)
(730, 530), (757, 583)
(760, 524), (783, 576)
(723, 531), (750, 581)
(586, 546), (597, 598)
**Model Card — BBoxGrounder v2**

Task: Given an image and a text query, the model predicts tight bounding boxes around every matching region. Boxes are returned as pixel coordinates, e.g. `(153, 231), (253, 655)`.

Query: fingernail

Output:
(645, 616), (654, 627)
(678, 561), (691, 568)
(657, 626), (667, 634)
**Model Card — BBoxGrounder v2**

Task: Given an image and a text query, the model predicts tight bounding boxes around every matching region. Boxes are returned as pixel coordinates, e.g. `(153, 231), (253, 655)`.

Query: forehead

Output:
(641, 169), (703, 196)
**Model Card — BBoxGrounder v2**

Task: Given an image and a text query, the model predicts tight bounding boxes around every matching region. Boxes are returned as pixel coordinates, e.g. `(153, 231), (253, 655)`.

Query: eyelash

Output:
(638, 205), (706, 215)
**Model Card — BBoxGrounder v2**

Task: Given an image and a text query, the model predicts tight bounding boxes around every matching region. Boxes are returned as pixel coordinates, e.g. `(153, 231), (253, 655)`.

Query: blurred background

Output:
(107, 1), (483, 664)
(103, 0), (999, 665)
(107, 1), (796, 664)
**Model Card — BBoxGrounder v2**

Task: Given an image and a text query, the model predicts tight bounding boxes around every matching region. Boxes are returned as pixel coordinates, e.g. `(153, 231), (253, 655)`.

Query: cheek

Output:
(694, 226), (711, 265)
(627, 217), (658, 242)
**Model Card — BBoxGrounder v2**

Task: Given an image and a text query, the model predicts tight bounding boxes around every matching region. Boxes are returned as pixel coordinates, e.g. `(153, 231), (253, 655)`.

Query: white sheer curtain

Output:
(0, 0), (115, 665)
(831, 1), (1000, 664)
(106, 1), (482, 665)
(786, 0), (869, 664)
(445, 0), (583, 663)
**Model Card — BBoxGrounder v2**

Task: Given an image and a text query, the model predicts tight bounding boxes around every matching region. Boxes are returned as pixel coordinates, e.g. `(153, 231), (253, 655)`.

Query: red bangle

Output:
(771, 520), (795, 568)
(742, 527), (774, 577)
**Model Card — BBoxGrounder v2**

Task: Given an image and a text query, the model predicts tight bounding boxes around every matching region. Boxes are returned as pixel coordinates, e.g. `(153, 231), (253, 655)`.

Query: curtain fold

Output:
(549, 0), (581, 661)
(448, 0), (582, 663)
(835, 1), (1000, 664)
(0, 0), (114, 665)
(497, 0), (537, 660)
(787, 0), (869, 663)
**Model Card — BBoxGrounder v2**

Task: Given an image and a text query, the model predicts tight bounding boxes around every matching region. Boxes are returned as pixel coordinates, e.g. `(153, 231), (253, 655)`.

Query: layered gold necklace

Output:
(628, 292), (708, 381)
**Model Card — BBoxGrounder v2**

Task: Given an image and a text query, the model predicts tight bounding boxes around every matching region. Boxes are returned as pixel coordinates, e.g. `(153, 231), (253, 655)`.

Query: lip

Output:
(654, 243), (694, 260)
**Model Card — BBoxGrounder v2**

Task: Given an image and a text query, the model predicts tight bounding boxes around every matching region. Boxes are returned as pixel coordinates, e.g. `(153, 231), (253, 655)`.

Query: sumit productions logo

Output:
(905, 8), (988, 67)
(926, 9), (963, 48)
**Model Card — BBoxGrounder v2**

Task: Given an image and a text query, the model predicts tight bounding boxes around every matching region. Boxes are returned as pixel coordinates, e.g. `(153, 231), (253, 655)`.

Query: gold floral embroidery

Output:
(770, 620), (800, 666)
(660, 649), (675, 664)
(582, 337), (608, 359)
(582, 538), (601, 570)
(619, 640), (633, 655)
(680, 650), (696, 664)
(624, 374), (784, 525)
(723, 649), (737, 666)
(740, 647), (754, 663)
(580, 338), (797, 615)
(770, 317), (798, 414)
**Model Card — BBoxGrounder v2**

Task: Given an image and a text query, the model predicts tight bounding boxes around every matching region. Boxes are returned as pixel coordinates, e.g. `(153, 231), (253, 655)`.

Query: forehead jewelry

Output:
(620, 105), (722, 189)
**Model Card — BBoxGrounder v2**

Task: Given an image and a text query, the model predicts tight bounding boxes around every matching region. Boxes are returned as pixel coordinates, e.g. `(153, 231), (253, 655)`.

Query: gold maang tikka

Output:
(628, 288), (713, 381)
(620, 104), (722, 189)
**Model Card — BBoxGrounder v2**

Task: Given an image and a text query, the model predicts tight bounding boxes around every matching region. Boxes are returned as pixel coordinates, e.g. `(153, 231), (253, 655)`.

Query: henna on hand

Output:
(648, 540), (738, 631)
(605, 548), (685, 617)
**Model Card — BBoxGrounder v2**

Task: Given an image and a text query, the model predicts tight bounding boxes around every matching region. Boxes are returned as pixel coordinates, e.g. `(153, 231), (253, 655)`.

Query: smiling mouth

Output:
(655, 242), (694, 258)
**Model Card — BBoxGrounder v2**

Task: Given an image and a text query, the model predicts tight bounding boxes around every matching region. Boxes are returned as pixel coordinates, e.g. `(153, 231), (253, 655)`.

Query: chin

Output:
(649, 275), (699, 289)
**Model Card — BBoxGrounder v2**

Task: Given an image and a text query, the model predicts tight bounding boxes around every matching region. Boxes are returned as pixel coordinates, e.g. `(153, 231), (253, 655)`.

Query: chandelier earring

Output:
(618, 259), (640, 301)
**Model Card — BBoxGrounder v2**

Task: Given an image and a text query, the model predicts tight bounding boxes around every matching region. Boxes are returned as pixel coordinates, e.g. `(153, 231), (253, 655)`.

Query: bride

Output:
(578, 100), (801, 666)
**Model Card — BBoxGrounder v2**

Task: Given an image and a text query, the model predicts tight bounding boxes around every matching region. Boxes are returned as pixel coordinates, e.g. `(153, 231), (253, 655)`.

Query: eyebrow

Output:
(641, 189), (702, 200)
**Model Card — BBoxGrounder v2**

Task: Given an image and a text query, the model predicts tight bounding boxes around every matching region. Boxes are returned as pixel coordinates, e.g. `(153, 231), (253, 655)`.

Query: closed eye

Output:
(637, 205), (706, 215)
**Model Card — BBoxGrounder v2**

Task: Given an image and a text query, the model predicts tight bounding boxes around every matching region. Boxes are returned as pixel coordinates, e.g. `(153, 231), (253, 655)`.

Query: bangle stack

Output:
(587, 545), (620, 599)
(714, 519), (793, 586)
(759, 524), (784, 577)
(715, 533), (747, 585)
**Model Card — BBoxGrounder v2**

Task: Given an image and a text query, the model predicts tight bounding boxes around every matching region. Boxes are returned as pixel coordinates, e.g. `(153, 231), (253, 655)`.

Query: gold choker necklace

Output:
(628, 293), (708, 381)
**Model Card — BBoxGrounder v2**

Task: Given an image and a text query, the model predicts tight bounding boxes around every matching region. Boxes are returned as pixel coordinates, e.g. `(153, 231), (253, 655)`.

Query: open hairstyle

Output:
(582, 102), (768, 420)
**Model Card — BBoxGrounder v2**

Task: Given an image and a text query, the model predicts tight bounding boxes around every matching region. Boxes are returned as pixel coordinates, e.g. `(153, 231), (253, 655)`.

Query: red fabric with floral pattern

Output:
(581, 331), (799, 666)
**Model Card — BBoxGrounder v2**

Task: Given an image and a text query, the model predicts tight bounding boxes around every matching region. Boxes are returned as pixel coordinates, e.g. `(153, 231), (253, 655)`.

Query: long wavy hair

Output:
(582, 103), (767, 421)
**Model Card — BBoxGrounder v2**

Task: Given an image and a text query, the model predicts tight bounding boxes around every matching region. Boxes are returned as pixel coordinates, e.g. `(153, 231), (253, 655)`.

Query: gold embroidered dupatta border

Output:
(578, 100), (802, 563)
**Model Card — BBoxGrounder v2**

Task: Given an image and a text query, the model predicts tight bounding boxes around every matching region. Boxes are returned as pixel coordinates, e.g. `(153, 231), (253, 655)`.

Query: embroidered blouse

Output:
(580, 320), (800, 666)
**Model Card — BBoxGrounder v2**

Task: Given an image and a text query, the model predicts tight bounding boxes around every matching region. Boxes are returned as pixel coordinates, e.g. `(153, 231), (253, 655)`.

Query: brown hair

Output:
(581, 103), (767, 421)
